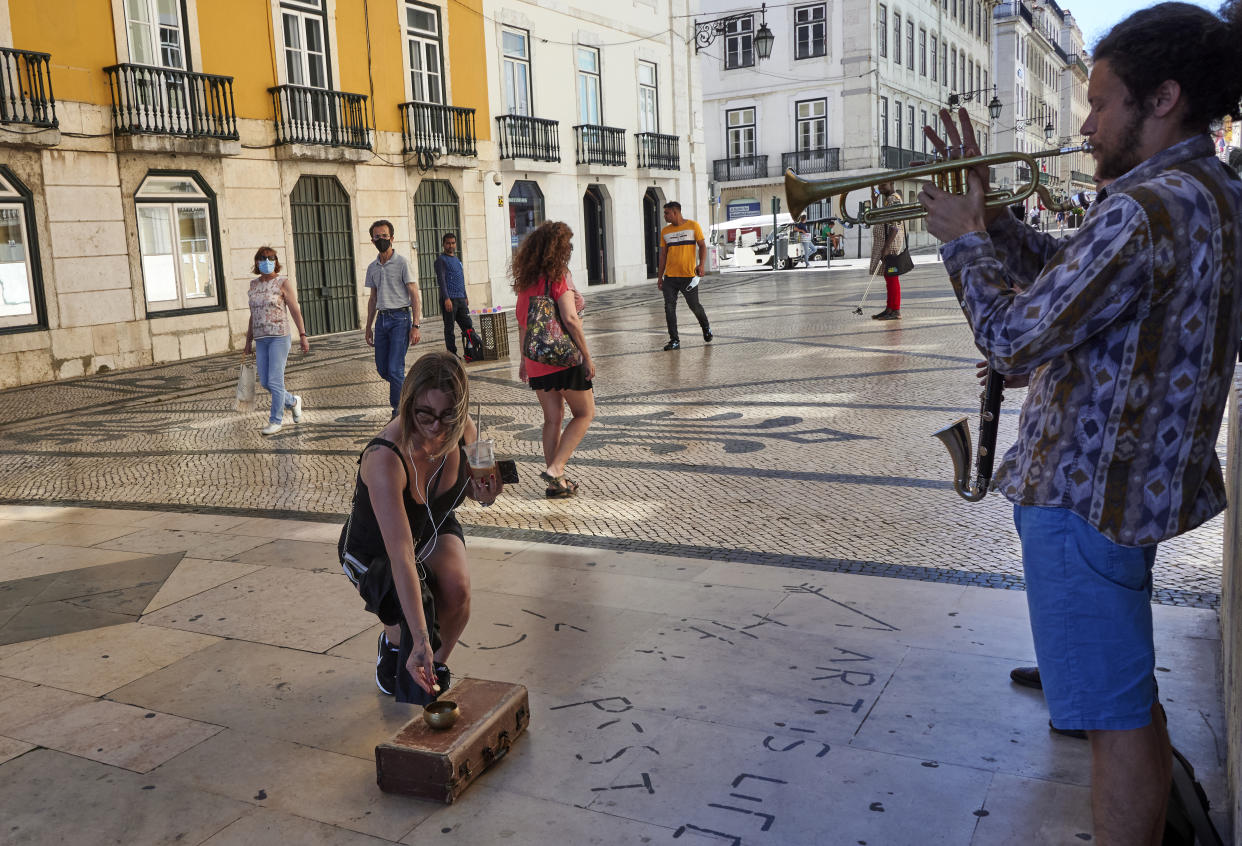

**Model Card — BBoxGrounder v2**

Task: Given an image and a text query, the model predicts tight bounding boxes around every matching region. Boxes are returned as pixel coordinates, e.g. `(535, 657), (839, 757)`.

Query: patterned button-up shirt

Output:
(941, 135), (1242, 546)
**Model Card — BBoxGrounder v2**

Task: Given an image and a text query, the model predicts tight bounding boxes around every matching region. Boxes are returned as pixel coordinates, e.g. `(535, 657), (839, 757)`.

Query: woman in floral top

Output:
(244, 246), (310, 435)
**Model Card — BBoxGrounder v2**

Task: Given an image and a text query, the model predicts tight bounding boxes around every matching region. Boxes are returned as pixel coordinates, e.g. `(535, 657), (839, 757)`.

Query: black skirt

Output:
(529, 362), (593, 392)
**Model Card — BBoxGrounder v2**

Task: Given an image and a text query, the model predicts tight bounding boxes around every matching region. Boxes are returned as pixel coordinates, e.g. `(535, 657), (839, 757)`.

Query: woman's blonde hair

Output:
(397, 352), (470, 460)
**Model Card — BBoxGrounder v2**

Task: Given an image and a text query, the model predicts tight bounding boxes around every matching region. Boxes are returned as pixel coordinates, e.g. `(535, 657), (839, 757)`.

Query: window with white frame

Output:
(879, 96), (888, 145)
(125, 0), (186, 68)
(576, 46), (601, 125)
(907, 104), (915, 149)
(921, 108), (928, 153)
(893, 13), (901, 64)
(905, 20), (914, 69)
(796, 98), (826, 151)
(931, 35), (937, 81)
(726, 107), (756, 158)
(942, 41), (948, 82)
(724, 16), (754, 69)
(135, 173), (220, 313)
(0, 168), (42, 330)
(405, 2), (444, 104)
(919, 28), (926, 76)
(878, 5), (887, 57)
(894, 99), (902, 149)
(637, 61), (658, 133)
(502, 28), (531, 115)
(794, 4), (827, 59)
(281, 0), (329, 88)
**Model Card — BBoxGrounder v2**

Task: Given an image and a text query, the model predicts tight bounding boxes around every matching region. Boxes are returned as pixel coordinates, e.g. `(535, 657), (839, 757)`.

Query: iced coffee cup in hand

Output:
(464, 439), (496, 481)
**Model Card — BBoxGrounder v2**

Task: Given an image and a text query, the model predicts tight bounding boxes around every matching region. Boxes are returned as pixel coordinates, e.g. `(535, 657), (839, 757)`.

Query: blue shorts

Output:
(1013, 504), (1158, 732)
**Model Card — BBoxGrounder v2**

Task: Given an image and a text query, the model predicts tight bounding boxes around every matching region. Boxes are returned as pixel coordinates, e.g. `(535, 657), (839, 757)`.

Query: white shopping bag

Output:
(235, 362), (257, 412)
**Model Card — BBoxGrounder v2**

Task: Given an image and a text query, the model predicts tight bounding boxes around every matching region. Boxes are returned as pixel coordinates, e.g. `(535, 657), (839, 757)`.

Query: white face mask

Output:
(258, 259), (276, 274)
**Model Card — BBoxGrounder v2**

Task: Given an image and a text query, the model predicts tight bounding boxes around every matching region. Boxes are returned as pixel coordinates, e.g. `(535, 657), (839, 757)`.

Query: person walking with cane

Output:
(869, 182), (907, 320)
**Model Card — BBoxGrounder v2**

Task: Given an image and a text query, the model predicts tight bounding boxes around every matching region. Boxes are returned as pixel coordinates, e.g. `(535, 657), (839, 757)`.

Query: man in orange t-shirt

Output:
(656, 201), (712, 351)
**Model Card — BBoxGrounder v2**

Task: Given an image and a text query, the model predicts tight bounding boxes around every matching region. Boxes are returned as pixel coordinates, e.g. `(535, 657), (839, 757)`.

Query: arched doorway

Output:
(582, 184), (607, 285)
(290, 175), (357, 335)
(413, 179), (461, 319)
(642, 188), (662, 278)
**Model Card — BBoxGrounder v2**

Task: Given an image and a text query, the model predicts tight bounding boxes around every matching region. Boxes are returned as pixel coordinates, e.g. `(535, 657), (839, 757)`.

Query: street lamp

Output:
(947, 86), (1003, 121)
(695, 3), (775, 60)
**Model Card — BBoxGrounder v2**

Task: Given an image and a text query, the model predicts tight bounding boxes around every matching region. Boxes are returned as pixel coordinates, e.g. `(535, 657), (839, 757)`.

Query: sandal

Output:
(544, 477), (579, 498)
(539, 470), (562, 486)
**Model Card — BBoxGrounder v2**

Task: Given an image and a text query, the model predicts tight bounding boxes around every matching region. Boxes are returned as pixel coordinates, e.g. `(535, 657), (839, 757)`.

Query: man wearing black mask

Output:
(364, 220), (422, 415)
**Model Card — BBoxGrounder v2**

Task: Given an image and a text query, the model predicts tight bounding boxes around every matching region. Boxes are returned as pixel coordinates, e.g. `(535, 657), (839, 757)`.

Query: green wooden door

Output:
(290, 175), (357, 335)
(413, 179), (461, 319)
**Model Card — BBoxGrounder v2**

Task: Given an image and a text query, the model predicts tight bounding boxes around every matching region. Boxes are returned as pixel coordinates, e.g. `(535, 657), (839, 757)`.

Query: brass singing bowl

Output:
(423, 700), (460, 730)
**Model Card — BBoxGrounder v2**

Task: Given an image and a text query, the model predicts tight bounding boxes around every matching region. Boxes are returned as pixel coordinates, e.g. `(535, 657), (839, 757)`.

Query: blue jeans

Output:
(374, 309), (411, 410)
(254, 334), (295, 424)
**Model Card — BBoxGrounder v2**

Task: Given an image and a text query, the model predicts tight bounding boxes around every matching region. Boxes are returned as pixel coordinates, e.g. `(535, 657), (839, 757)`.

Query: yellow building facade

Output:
(0, 0), (491, 385)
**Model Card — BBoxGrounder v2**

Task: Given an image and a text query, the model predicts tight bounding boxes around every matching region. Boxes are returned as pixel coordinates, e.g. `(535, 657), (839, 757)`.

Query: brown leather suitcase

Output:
(375, 678), (529, 803)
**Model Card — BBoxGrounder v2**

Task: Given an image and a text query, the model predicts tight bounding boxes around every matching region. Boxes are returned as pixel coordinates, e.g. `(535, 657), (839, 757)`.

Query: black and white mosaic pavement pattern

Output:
(0, 266), (1226, 606)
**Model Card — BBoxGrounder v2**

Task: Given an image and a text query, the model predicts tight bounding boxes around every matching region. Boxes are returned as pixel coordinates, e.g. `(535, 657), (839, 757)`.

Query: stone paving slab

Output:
(0, 265), (1226, 604)
(0, 505), (1230, 844)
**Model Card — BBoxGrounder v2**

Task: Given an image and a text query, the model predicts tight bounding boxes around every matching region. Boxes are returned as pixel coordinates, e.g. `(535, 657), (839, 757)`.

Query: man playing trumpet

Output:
(918, 3), (1242, 843)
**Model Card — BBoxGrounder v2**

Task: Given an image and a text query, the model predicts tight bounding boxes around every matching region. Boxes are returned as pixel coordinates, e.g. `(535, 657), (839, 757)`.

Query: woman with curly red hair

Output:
(512, 222), (595, 498)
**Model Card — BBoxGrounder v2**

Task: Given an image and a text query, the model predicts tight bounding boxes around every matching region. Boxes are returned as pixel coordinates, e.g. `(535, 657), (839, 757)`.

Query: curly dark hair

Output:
(1094, 0), (1242, 130)
(511, 221), (572, 293)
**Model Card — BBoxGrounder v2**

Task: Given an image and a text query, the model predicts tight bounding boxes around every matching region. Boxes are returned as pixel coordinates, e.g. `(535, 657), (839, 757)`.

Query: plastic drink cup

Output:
(464, 439), (495, 481)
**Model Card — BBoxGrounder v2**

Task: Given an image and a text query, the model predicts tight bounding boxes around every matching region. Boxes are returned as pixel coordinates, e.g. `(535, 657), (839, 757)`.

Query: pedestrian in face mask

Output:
(363, 220), (423, 415)
(244, 247), (309, 435)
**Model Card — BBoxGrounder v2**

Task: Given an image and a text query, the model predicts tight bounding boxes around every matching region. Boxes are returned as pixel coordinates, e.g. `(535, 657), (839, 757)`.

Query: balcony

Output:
(713, 155), (767, 182)
(496, 114), (560, 162)
(269, 84), (371, 150)
(400, 102), (477, 159)
(105, 64), (237, 140)
(782, 148), (841, 174)
(574, 124), (626, 167)
(636, 132), (679, 170)
(1071, 169), (1093, 184)
(880, 146), (921, 168)
(0, 47), (57, 129)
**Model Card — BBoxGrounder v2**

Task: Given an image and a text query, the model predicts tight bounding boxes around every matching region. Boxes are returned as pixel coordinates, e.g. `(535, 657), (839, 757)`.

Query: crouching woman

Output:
(338, 352), (501, 703)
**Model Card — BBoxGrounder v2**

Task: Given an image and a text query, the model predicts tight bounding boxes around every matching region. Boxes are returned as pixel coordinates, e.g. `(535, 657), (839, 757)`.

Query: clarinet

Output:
(933, 368), (1005, 502)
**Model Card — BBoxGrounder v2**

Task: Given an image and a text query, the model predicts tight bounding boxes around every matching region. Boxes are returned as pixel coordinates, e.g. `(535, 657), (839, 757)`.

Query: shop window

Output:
(0, 167), (45, 332)
(135, 172), (223, 314)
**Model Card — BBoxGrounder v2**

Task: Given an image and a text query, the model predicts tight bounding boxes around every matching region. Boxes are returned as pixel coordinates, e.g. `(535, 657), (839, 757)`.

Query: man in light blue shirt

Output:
(364, 219), (422, 413)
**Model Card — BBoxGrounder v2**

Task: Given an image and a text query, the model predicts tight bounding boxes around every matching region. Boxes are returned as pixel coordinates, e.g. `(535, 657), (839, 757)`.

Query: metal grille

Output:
(289, 176), (358, 336)
(413, 179), (461, 320)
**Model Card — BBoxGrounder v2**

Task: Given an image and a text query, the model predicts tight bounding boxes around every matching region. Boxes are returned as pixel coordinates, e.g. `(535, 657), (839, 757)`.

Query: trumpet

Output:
(784, 143), (1093, 225)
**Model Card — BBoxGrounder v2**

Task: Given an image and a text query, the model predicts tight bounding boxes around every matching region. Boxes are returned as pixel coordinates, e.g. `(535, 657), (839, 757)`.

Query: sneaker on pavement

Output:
(261, 422), (283, 436)
(663, 339), (680, 351)
(1009, 666), (1042, 689)
(872, 308), (893, 320)
(376, 633), (399, 695)
(876, 309), (901, 321)
(291, 395), (303, 423)
(703, 328), (713, 342)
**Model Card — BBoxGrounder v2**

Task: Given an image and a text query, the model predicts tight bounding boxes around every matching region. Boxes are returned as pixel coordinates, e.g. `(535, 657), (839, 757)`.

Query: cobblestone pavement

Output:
(0, 259), (1226, 606)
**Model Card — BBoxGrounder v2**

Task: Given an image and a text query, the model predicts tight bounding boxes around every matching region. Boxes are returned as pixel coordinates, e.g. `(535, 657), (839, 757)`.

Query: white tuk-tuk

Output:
(710, 213), (817, 270)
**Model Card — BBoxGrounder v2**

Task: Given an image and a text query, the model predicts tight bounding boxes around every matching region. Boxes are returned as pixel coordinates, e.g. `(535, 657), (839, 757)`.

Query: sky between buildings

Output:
(1070, 0), (1221, 50)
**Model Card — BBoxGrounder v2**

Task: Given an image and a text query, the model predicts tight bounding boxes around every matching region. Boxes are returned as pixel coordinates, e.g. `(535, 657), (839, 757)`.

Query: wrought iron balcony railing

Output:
(574, 124), (626, 166)
(636, 132), (679, 169)
(782, 148), (841, 174)
(713, 155), (767, 182)
(400, 102), (477, 157)
(1070, 169), (1093, 184)
(0, 47), (57, 128)
(104, 63), (237, 139)
(880, 146), (921, 168)
(269, 84), (371, 149)
(496, 114), (559, 162)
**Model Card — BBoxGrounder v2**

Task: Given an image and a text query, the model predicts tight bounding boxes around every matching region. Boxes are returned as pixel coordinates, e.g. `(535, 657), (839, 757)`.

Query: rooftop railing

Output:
(0, 47), (57, 128)
(104, 63), (237, 139)
(269, 84), (371, 149)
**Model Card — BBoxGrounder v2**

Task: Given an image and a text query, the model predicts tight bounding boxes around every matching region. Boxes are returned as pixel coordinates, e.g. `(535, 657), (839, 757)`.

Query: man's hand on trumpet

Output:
(919, 107), (998, 242)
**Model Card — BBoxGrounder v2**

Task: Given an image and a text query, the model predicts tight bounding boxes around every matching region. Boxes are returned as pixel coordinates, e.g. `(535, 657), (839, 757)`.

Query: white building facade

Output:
(480, 0), (708, 304)
(991, 0), (1092, 209)
(700, 0), (993, 251)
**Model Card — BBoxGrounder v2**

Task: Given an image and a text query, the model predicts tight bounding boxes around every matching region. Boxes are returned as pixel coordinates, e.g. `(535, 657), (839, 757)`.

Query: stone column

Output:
(1224, 376), (1242, 844)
